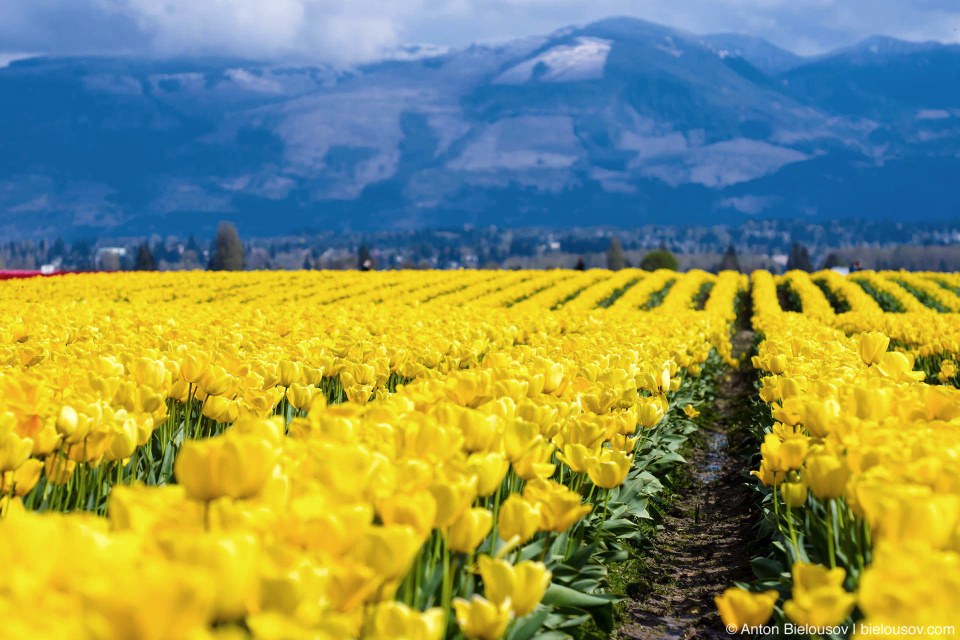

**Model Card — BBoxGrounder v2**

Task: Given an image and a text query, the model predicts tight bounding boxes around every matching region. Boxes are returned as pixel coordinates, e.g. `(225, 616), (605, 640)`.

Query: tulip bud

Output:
(446, 507), (493, 554)
(466, 453), (509, 497)
(638, 402), (663, 429)
(56, 406), (79, 438)
(783, 563), (855, 628)
(0, 458), (43, 497)
(780, 481), (808, 509)
(715, 588), (778, 632)
(0, 431), (34, 472)
(803, 454), (849, 500)
(801, 399), (839, 439)
(372, 602), (444, 640)
(858, 332), (890, 366)
(497, 495), (541, 544)
(585, 448), (632, 489)
(453, 595), (513, 640)
(174, 434), (278, 502)
(542, 362), (565, 394)
(278, 360), (303, 387)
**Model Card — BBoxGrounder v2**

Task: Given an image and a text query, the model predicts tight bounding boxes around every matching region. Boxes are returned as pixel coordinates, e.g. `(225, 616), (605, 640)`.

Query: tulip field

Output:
(1, 268), (959, 639)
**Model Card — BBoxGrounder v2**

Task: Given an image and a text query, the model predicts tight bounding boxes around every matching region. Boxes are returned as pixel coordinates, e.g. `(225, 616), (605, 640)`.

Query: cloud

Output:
(0, 0), (417, 62)
(1, 0), (958, 63)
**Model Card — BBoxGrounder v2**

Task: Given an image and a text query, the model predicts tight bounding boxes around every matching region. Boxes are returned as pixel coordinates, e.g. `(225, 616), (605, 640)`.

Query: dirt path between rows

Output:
(618, 330), (757, 640)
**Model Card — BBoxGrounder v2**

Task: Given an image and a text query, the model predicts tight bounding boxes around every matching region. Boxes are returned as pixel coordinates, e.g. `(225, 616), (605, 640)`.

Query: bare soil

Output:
(617, 331), (757, 640)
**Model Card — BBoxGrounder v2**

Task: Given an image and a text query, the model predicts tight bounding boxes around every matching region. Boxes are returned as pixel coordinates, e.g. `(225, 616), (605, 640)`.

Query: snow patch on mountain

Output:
(493, 37), (612, 84)
(448, 116), (581, 171)
(638, 138), (808, 188)
(225, 69), (283, 93)
(386, 43), (452, 61)
(655, 36), (683, 58)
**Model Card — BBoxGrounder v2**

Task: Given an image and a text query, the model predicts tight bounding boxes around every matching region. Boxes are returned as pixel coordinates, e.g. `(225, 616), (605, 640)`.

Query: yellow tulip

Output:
(523, 479), (592, 533)
(637, 402), (663, 429)
(803, 453), (849, 500)
(784, 563), (855, 627)
(352, 525), (423, 580)
(372, 602), (444, 640)
(541, 362), (565, 394)
(55, 405), (79, 438)
(858, 332), (890, 366)
(446, 507), (493, 554)
(202, 396), (240, 423)
(715, 588), (778, 632)
(800, 399), (839, 439)
(286, 383), (317, 411)
(466, 453), (509, 498)
(0, 458), (42, 497)
(429, 479), (477, 528)
(278, 360), (303, 387)
(555, 443), (593, 473)
(780, 481), (808, 509)
(585, 448), (632, 489)
(159, 532), (260, 622)
(0, 430), (34, 472)
(750, 460), (785, 487)
(496, 495), (541, 544)
(452, 595), (513, 640)
(512, 439), (555, 481)
(477, 555), (552, 617)
(377, 490), (437, 536)
(174, 434), (278, 501)
(760, 433), (808, 472)
(180, 352), (211, 384)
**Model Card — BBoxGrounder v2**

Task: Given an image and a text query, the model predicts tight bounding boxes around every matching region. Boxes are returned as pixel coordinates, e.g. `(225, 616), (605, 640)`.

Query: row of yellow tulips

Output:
(717, 270), (960, 636)
(2, 268), (745, 640)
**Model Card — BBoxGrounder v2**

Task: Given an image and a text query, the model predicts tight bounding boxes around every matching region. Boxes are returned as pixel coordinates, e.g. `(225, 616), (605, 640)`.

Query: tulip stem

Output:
(786, 507), (799, 558)
(826, 500), (837, 569)
(489, 487), (501, 555)
(441, 542), (453, 633)
(540, 532), (554, 561)
(596, 490), (611, 541)
(771, 480), (780, 529)
(184, 384), (195, 438)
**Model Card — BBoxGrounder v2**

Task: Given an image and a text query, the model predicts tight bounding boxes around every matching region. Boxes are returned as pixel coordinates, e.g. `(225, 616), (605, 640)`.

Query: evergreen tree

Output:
(208, 222), (244, 271)
(786, 242), (814, 272)
(574, 257), (586, 271)
(134, 243), (157, 271)
(358, 245), (374, 271)
(718, 244), (741, 272)
(50, 237), (66, 259)
(72, 238), (94, 271)
(822, 253), (847, 270)
(640, 249), (679, 271)
(606, 238), (626, 271)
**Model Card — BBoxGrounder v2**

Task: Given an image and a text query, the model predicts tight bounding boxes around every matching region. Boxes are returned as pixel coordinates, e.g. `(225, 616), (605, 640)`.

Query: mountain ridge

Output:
(1, 16), (959, 238)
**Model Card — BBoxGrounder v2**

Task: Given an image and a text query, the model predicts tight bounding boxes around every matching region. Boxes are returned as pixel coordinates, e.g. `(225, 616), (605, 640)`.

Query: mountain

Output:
(1, 16), (959, 238)
(699, 33), (805, 75)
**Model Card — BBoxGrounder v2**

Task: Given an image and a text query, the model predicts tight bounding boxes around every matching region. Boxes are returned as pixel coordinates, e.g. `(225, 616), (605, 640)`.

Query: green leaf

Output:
(506, 607), (550, 640)
(541, 584), (618, 633)
(751, 556), (786, 580)
(531, 631), (572, 640)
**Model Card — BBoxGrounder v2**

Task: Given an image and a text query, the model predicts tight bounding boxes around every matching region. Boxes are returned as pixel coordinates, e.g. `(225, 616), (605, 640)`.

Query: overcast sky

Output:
(2, 0), (959, 63)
